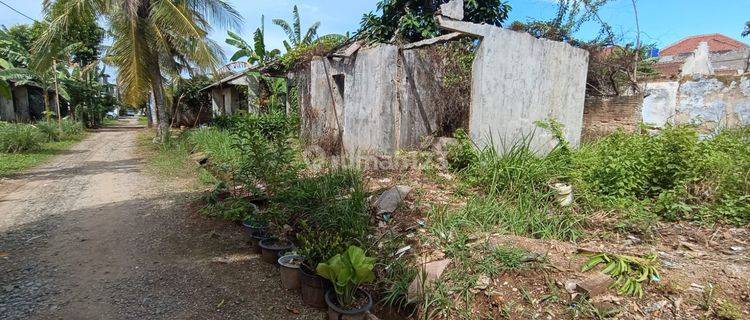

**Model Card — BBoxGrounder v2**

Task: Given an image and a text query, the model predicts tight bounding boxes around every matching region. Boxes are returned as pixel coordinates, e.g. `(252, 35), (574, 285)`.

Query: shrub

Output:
(229, 111), (302, 194)
(0, 122), (43, 153)
(273, 168), (369, 241)
(446, 129), (477, 171)
(60, 119), (84, 140)
(35, 121), (61, 142)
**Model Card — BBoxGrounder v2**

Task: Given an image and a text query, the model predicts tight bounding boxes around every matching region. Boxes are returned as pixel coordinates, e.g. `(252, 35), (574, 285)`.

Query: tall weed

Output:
(0, 123), (43, 153)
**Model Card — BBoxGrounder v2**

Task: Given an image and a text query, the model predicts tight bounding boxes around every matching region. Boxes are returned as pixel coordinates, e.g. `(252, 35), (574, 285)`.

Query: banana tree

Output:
(226, 15), (280, 65)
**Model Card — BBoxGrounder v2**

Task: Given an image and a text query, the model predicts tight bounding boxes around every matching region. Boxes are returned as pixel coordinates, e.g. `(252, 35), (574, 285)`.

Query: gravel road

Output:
(0, 119), (323, 319)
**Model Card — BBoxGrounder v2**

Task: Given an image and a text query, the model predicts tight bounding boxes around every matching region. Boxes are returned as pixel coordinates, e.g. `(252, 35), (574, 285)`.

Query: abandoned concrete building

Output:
(0, 82), (61, 122)
(296, 0), (589, 162)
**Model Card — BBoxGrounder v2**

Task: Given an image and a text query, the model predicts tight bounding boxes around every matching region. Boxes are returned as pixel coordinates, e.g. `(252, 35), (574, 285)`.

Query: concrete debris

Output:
(474, 275), (491, 290)
(189, 152), (208, 165)
(394, 245), (411, 258)
(373, 185), (413, 214)
(438, 0), (464, 20)
(576, 273), (614, 298)
(729, 246), (745, 252)
(407, 259), (452, 301)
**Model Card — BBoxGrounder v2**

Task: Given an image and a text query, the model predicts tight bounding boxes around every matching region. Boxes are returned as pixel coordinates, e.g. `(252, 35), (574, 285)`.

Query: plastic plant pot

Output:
(241, 218), (268, 238)
(324, 288), (373, 320)
(277, 254), (304, 290)
(259, 238), (294, 264)
(299, 264), (328, 309)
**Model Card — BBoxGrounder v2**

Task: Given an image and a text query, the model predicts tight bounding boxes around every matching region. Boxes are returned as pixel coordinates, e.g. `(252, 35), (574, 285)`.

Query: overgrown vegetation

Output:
(0, 120), (85, 175)
(358, 0), (511, 43)
(447, 124), (750, 231)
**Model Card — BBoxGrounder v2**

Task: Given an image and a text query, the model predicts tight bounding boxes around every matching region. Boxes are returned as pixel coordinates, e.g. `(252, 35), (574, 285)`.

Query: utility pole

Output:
(632, 0), (641, 84)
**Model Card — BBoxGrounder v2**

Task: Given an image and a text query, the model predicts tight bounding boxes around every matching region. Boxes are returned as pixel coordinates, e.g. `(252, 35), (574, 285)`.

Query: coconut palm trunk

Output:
(150, 60), (170, 142)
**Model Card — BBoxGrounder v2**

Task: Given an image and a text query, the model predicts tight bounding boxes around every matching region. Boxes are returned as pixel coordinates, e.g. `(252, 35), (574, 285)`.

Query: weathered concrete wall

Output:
(302, 44), (456, 159)
(677, 75), (750, 127)
(584, 75), (750, 136)
(0, 94), (14, 121)
(12, 86), (29, 122)
(467, 27), (589, 153)
(642, 81), (679, 127)
(398, 48), (442, 149)
(342, 45), (400, 158)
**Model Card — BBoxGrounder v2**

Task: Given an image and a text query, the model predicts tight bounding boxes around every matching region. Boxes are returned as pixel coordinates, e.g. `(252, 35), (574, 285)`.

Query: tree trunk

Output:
(150, 62), (170, 142)
(43, 91), (51, 122)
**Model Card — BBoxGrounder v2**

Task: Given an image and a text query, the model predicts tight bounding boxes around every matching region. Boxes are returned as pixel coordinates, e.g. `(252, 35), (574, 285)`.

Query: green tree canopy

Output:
(358, 0), (511, 43)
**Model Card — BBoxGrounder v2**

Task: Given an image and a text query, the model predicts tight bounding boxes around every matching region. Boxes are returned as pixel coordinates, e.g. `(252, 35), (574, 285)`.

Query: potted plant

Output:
(296, 223), (345, 308)
(278, 253), (304, 290)
(317, 246), (375, 320)
(259, 237), (294, 264)
(242, 213), (269, 253)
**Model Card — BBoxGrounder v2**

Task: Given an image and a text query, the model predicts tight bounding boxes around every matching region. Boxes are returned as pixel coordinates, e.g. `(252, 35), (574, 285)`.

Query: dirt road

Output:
(0, 119), (322, 319)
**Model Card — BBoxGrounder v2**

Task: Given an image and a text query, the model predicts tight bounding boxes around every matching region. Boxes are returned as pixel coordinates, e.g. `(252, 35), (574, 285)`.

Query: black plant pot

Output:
(259, 238), (294, 264)
(249, 234), (266, 254)
(325, 288), (373, 320)
(300, 264), (328, 309)
(241, 219), (268, 238)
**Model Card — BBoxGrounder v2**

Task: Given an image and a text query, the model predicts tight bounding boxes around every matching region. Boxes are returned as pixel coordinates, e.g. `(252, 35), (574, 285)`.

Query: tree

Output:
(743, 21), (750, 37)
(508, 0), (613, 44)
(358, 0), (511, 43)
(35, 0), (241, 142)
(273, 5), (320, 51)
(0, 28), (71, 121)
(226, 15), (280, 65)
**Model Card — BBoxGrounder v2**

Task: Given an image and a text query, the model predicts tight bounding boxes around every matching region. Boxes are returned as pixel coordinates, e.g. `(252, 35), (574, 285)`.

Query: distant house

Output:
(200, 68), (289, 118)
(655, 33), (749, 77)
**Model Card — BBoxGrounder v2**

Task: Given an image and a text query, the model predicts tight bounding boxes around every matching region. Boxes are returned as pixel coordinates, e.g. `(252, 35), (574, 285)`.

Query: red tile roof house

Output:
(655, 34), (750, 78)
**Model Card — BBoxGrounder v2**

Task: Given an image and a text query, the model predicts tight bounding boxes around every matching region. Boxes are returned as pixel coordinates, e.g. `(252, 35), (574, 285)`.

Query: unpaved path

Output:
(0, 119), (322, 319)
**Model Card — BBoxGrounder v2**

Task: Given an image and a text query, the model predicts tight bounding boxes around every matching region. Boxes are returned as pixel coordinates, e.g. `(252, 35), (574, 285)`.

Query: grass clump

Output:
(0, 122), (44, 153)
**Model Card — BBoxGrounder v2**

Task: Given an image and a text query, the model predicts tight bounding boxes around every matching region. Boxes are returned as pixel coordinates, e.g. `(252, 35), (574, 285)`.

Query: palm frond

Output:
(272, 19), (298, 47)
(302, 21), (321, 45)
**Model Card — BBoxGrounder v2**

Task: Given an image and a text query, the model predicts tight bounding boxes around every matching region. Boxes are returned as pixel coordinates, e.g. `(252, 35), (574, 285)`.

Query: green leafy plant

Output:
(296, 220), (347, 268)
(582, 252), (660, 297)
(317, 245), (376, 308)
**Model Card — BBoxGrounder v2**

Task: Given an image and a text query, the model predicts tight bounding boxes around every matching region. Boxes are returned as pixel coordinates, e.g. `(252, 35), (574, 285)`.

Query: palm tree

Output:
(273, 5), (320, 51)
(35, 0), (241, 142)
(226, 15), (280, 65)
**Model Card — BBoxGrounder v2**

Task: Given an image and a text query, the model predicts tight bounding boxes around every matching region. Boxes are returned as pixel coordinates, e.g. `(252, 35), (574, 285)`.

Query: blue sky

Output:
(2, 0), (749, 62)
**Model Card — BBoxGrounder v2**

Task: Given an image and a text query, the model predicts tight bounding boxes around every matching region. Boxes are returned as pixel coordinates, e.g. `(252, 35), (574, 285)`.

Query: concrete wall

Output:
(342, 45), (400, 158)
(302, 44), (452, 159)
(0, 95), (14, 121)
(467, 27), (589, 153)
(586, 75), (750, 136)
(642, 81), (679, 127)
(12, 86), (29, 122)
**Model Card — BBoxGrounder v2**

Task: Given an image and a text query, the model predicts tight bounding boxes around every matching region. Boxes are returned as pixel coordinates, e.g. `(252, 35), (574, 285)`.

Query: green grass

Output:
(0, 139), (83, 176)
(137, 115), (148, 125)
